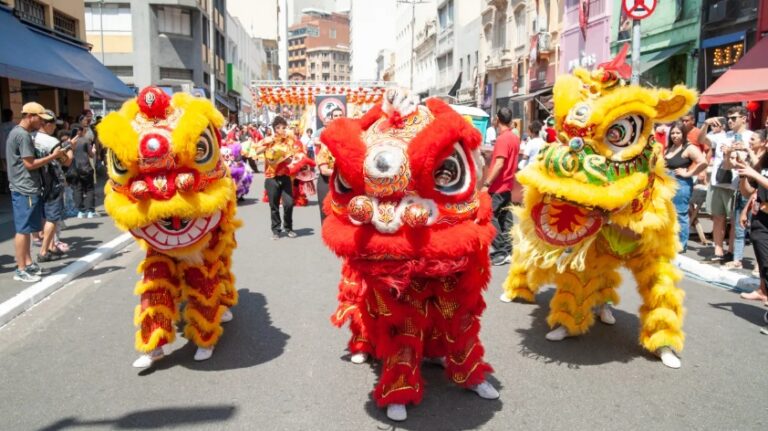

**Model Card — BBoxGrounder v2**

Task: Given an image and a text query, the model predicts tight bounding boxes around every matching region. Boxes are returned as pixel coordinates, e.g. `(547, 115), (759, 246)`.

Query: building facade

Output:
(698, 0), (761, 116)
(560, 0), (612, 75)
(394, 1), (434, 91)
(611, 0), (701, 89)
(0, 0), (130, 119)
(84, 0), (232, 113)
(288, 10), (350, 82)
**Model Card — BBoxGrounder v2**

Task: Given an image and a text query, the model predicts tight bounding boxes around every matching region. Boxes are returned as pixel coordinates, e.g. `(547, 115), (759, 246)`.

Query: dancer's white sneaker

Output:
(132, 347), (164, 368)
(220, 308), (233, 323)
(469, 380), (500, 399)
(499, 292), (513, 303)
(657, 346), (681, 369)
(194, 347), (214, 361)
(545, 326), (570, 341)
(386, 404), (407, 421)
(350, 352), (369, 364)
(598, 304), (616, 325)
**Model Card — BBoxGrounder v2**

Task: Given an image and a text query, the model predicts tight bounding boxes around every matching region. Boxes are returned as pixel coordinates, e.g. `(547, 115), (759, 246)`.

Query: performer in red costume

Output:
(321, 89), (499, 421)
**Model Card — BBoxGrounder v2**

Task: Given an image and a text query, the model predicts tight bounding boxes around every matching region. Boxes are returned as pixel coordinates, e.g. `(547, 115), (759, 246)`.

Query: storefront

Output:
(0, 6), (132, 118)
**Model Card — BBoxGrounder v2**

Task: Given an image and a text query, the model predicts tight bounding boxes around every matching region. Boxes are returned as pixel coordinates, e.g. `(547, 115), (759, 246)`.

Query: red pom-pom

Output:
(137, 87), (171, 120)
(698, 103), (711, 111)
(545, 127), (557, 143)
(746, 101), (760, 112)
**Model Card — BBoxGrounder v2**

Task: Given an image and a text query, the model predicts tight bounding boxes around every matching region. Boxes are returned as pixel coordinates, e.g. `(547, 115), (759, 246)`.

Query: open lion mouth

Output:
(531, 197), (603, 246)
(130, 211), (222, 250)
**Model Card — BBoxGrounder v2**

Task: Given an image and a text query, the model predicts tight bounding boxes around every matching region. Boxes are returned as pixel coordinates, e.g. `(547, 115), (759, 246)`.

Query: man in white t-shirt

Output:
(519, 120), (545, 170)
(301, 128), (314, 159)
(700, 107), (753, 262)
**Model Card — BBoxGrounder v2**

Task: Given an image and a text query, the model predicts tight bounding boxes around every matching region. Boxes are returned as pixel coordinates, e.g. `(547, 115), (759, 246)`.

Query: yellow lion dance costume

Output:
(501, 49), (696, 369)
(98, 87), (240, 367)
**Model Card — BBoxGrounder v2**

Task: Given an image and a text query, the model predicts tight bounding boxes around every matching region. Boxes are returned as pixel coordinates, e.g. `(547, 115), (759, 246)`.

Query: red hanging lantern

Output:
(746, 101), (760, 112)
(698, 103), (711, 111)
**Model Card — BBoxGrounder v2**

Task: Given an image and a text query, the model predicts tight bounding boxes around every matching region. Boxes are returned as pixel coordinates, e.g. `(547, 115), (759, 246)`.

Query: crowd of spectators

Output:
(3, 104), (102, 282)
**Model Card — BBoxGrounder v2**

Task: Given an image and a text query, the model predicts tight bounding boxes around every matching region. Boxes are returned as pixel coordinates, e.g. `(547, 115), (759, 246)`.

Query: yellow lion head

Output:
(97, 87), (235, 255)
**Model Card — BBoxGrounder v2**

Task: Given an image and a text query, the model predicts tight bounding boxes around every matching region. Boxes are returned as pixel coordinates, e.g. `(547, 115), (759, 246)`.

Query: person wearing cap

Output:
(5, 102), (64, 282)
(34, 110), (73, 263)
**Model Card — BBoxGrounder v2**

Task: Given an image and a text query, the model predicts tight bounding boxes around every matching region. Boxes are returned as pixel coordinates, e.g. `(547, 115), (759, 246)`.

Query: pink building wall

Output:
(559, 0), (613, 75)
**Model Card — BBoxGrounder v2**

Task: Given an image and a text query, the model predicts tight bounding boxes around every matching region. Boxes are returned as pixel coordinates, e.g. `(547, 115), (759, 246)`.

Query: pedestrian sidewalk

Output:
(0, 191), (125, 305)
(677, 218), (761, 292)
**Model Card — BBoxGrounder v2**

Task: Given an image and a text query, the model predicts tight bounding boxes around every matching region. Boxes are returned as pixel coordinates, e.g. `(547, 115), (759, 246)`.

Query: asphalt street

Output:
(1, 178), (767, 431)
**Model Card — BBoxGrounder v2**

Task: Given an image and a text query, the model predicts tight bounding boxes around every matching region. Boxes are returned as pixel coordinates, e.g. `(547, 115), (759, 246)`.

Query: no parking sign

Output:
(622, 0), (657, 20)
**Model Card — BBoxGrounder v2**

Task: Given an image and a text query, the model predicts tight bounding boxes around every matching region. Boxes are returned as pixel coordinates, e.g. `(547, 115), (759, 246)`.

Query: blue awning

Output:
(215, 93), (236, 111)
(0, 8), (91, 92)
(41, 29), (134, 101)
(0, 7), (133, 101)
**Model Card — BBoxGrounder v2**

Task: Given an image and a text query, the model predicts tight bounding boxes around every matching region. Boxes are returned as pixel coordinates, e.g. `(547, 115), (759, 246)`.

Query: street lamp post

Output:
(397, 0), (430, 90)
(98, 0), (106, 115)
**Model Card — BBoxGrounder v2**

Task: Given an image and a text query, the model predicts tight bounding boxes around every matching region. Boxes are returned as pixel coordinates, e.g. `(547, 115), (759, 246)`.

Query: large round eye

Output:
(605, 114), (643, 150)
(195, 129), (214, 164)
(334, 173), (352, 194)
(434, 144), (470, 195)
(108, 150), (128, 175)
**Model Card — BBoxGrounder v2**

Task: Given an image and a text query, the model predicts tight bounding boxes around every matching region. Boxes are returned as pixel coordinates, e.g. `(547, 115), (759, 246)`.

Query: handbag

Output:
(715, 167), (733, 185)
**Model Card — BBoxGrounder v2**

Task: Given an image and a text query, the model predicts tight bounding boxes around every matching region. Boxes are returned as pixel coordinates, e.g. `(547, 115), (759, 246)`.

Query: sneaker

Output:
(86, 211), (98, 218)
(760, 326), (768, 335)
(13, 269), (41, 283)
(286, 230), (298, 238)
(25, 263), (42, 276)
(271, 232), (280, 240)
(491, 254), (511, 266)
(77, 211), (86, 219)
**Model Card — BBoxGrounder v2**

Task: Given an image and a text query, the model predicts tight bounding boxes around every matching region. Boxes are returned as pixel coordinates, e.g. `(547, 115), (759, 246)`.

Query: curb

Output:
(0, 232), (134, 328)
(675, 254), (760, 292)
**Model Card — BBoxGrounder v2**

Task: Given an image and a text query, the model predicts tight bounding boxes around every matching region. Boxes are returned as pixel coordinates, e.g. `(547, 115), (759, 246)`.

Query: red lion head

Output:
(320, 90), (495, 261)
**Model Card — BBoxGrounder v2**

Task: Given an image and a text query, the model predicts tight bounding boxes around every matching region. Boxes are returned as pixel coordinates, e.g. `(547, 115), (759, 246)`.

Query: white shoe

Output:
(545, 326), (570, 341)
(350, 352), (369, 364)
(194, 346), (214, 361)
(469, 380), (500, 400)
(598, 304), (616, 325)
(386, 404), (407, 421)
(658, 346), (681, 369)
(132, 347), (164, 368)
(220, 308), (233, 323)
(499, 292), (513, 303)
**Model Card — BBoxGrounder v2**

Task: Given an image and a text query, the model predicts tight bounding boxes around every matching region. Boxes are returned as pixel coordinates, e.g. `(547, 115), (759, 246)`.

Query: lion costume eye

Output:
(605, 114), (643, 151)
(195, 129), (214, 164)
(106, 149), (131, 184)
(433, 144), (470, 195)
(334, 173), (352, 194)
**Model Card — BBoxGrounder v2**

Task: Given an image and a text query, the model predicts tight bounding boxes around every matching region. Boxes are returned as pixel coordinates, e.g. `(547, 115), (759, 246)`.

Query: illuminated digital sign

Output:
(707, 40), (745, 75)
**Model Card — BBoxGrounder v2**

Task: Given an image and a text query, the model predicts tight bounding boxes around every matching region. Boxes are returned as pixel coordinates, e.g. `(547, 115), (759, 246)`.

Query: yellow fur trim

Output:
(133, 304), (178, 326)
(135, 327), (176, 352)
(133, 279), (180, 296)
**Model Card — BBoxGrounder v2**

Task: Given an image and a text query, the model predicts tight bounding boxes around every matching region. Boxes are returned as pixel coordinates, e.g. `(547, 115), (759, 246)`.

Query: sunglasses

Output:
(727, 116), (742, 121)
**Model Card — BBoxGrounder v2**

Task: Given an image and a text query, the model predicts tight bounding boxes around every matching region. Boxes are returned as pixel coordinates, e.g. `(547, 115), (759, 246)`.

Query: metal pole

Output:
(209, 0), (216, 103)
(99, 0), (106, 115)
(410, 1), (415, 89)
(631, 19), (641, 85)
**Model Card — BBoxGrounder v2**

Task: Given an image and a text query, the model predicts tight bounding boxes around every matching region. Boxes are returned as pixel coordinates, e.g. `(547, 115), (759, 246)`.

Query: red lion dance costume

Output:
(321, 89), (499, 421)
(98, 87), (240, 368)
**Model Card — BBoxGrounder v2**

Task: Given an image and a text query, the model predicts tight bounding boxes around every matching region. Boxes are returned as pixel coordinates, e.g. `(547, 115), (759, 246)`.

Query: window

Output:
(330, 28), (336, 39)
(17, 0), (45, 27)
(494, 13), (506, 48)
(160, 67), (193, 80)
(438, 0), (454, 30)
(85, 4), (132, 33)
(459, 58), (463, 75)
(467, 54), (471, 77)
(515, 8), (526, 47)
(53, 10), (77, 37)
(157, 6), (191, 36)
(107, 65), (133, 76)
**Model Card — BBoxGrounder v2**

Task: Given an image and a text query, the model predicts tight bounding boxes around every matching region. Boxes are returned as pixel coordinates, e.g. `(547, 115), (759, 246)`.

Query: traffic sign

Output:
(622, 0), (657, 20)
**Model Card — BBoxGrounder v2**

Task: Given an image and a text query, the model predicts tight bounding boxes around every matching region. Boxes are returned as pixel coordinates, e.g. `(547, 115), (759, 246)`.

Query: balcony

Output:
(486, 46), (512, 71)
(537, 32), (552, 54)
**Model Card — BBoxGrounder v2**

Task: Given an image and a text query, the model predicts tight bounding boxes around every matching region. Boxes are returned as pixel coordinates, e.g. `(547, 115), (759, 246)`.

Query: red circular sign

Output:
(622, 0), (657, 20)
